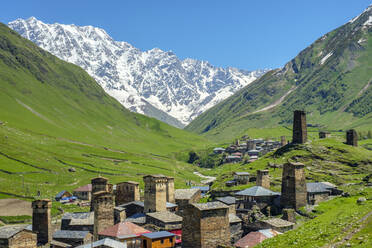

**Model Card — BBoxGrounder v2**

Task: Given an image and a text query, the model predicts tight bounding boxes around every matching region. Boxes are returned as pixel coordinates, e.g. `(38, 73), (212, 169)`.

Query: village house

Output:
(61, 212), (94, 232)
(145, 211), (182, 231)
(235, 186), (280, 214)
(225, 155), (242, 163)
(319, 131), (331, 139)
(55, 190), (73, 201)
(98, 222), (150, 248)
(140, 231), (176, 248)
(213, 147), (225, 154)
(0, 225), (37, 248)
(306, 182), (339, 205)
(76, 238), (127, 248)
(53, 230), (93, 247)
(233, 172), (250, 184)
(251, 218), (294, 233)
(191, 186), (209, 197)
(51, 239), (72, 248)
(73, 184), (92, 201)
(234, 229), (281, 248)
(174, 188), (201, 215)
(216, 196), (237, 214)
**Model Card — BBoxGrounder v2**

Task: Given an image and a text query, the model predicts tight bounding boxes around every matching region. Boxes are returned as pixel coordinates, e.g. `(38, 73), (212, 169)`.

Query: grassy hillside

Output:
(186, 7), (372, 142)
(0, 23), (211, 199)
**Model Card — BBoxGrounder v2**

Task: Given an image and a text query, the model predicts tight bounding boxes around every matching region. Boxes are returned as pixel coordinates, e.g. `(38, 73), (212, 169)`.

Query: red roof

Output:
(98, 222), (151, 238)
(234, 232), (268, 248)
(73, 184), (92, 192)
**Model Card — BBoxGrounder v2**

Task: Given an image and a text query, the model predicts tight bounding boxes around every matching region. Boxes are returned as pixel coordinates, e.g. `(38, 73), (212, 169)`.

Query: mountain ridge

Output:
(186, 5), (372, 141)
(8, 17), (268, 127)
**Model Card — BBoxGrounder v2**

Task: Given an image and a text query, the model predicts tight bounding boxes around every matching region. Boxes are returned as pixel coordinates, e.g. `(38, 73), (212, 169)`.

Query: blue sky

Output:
(1, 0), (371, 70)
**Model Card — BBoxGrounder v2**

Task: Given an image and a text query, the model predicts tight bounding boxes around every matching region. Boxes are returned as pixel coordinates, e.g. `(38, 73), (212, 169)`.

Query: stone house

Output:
(233, 172), (250, 184)
(228, 214), (243, 244)
(319, 131), (331, 139)
(216, 196), (236, 214)
(252, 218), (294, 233)
(61, 212), (94, 232)
(145, 212), (182, 231)
(235, 186), (280, 212)
(140, 231), (175, 248)
(73, 184), (92, 201)
(191, 186), (209, 197)
(225, 155), (242, 163)
(52, 230), (92, 247)
(306, 182), (338, 205)
(0, 225), (37, 248)
(174, 188), (201, 215)
(98, 222), (150, 248)
(50, 240), (72, 248)
(55, 190), (73, 201)
(117, 201), (177, 220)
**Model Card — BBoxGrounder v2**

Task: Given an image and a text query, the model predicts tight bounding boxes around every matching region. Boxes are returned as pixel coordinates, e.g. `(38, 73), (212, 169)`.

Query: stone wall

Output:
(280, 162), (307, 210)
(346, 129), (358, 146)
(256, 170), (270, 189)
(144, 175), (167, 213)
(4, 231), (37, 248)
(93, 191), (114, 240)
(292, 110), (307, 144)
(115, 181), (140, 206)
(32, 199), (51, 245)
(166, 177), (175, 204)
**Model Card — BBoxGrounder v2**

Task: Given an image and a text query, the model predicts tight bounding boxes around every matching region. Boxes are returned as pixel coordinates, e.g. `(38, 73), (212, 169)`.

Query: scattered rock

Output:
(0, 121), (3, 125)
(357, 197), (366, 204)
(346, 243), (351, 247)
(342, 192), (350, 197)
(68, 168), (76, 172)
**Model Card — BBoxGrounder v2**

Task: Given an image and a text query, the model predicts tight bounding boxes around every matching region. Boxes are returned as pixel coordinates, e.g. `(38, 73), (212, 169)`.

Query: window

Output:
(161, 239), (164, 244)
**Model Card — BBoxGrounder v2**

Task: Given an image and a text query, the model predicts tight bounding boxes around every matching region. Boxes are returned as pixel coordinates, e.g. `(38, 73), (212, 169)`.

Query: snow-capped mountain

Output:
(9, 17), (268, 127)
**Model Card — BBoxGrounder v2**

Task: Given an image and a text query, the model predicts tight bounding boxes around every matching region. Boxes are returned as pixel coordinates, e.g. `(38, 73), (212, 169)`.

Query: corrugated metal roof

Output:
(53, 230), (90, 239)
(307, 182), (334, 193)
(76, 238), (127, 248)
(141, 231), (175, 239)
(98, 222), (150, 237)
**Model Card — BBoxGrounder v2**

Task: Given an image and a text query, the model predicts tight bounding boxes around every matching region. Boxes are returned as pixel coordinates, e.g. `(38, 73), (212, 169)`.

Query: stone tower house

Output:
(115, 181), (140, 206)
(32, 199), (51, 245)
(166, 177), (175, 203)
(280, 162), (307, 210)
(93, 191), (114, 240)
(144, 175), (168, 213)
(292, 110), (307, 144)
(90, 176), (108, 211)
(182, 202), (230, 248)
(346, 129), (358, 146)
(256, 170), (270, 189)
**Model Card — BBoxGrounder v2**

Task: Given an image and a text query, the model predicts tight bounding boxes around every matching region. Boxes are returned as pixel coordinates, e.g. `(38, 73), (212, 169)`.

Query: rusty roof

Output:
(98, 222), (150, 238)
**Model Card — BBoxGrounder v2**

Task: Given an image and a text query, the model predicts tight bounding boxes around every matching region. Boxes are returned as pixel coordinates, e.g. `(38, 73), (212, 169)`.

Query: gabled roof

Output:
(261, 218), (294, 227)
(192, 186), (209, 191)
(234, 172), (250, 176)
(0, 225), (31, 239)
(62, 212), (93, 226)
(74, 184), (92, 192)
(126, 213), (146, 224)
(234, 231), (268, 248)
(76, 238), (127, 248)
(98, 222), (150, 238)
(216, 196), (236, 205)
(236, 186), (280, 197)
(191, 201), (228, 211)
(56, 190), (70, 198)
(141, 231), (175, 239)
(53, 230), (90, 239)
(175, 188), (200, 200)
(118, 201), (176, 209)
(306, 182), (335, 193)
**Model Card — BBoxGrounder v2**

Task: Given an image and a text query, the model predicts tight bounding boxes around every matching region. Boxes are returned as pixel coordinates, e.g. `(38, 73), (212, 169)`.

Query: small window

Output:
(161, 239), (164, 244)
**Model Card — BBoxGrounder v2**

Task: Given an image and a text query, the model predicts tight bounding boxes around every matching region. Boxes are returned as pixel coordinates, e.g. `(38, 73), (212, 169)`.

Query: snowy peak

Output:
(9, 17), (268, 127)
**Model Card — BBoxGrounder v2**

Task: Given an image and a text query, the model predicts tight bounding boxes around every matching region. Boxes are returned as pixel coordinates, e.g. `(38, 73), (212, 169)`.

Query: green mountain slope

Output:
(186, 6), (372, 141)
(0, 23), (210, 198)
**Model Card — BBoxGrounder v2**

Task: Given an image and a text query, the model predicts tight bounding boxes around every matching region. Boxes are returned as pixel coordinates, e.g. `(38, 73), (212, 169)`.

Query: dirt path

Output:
(0, 199), (32, 216)
(193, 171), (216, 185)
(253, 86), (297, 113)
(323, 210), (372, 248)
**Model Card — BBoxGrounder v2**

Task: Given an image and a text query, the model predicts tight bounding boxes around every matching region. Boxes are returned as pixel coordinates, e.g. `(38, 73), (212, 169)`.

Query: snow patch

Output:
(320, 52), (333, 65)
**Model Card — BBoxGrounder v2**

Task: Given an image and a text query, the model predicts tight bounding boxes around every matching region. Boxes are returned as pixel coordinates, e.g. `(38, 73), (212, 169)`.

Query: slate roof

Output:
(119, 201), (177, 209)
(53, 230), (90, 239)
(0, 225), (30, 239)
(216, 196), (236, 205)
(146, 211), (182, 223)
(236, 186), (280, 197)
(229, 213), (242, 223)
(74, 184), (92, 192)
(62, 212), (94, 226)
(50, 240), (72, 248)
(125, 213), (146, 224)
(192, 201), (228, 211)
(76, 238), (127, 248)
(141, 231), (175, 239)
(234, 172), (250, 176)
(307, 182), (335, 193)
(261, 218), (295, 227)
(98, 222), (150, 238)
(175, 188), (200, 200)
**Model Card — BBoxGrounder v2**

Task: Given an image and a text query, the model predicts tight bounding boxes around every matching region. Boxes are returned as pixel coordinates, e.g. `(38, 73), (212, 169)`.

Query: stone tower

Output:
(143, 175), (168, 213)
(166, 177), (175, 203)
(247, 140), (256, 150)
(256, 170), (270, 189)
(93, 191), (114, 240)
(292, 110), (307, 144)
(91, 177), (108, 211)
(32, 199), (51, 245)
(280, 162), (307, 210)
(280, 136), (287, 146)
(115, 181), (140, 206)
(346, 129), (358, 147)
(182, 202), (230, 248)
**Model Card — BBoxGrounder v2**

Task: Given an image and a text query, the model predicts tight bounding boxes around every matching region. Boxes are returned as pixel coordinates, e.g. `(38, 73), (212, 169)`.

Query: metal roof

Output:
(236, 186), (280, 197)
(141, 231), (175, 239)
(234, 172), (250, 176)
(98, 222), (150, 237)
(307, 182), (334, 193)
(76, 238), (127, 248)
(216, 196), (236, 205)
